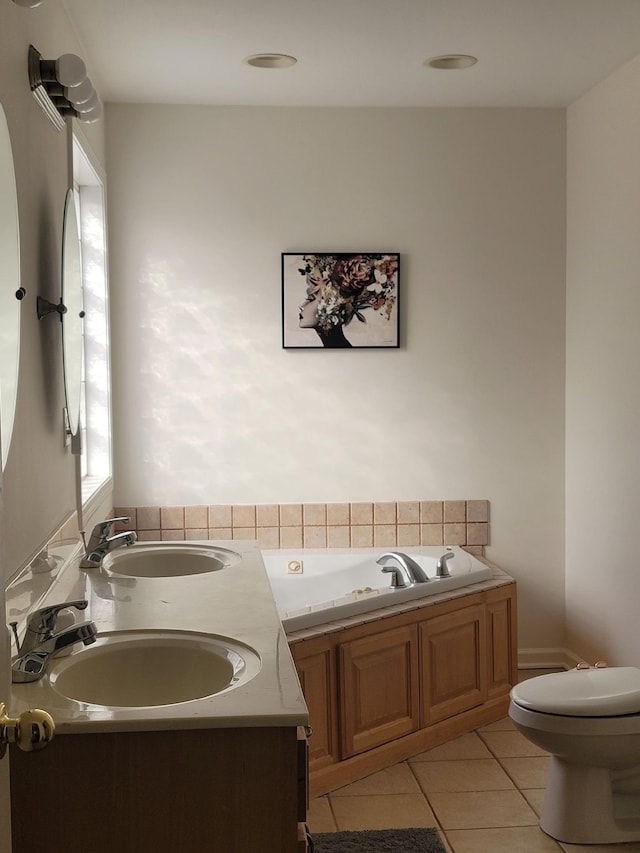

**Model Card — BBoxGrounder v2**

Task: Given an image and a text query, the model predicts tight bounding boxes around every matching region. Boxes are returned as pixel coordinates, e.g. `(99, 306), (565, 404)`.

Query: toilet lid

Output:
(511, 667), (640, 716)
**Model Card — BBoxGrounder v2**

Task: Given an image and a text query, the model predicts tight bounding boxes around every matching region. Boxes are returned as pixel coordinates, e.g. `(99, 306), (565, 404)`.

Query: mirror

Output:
(61, 189), (84, 436)
(0, 104), (22, 471)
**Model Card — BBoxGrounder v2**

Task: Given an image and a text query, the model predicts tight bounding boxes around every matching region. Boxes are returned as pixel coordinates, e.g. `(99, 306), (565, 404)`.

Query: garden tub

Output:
(263, 546), (492, 631)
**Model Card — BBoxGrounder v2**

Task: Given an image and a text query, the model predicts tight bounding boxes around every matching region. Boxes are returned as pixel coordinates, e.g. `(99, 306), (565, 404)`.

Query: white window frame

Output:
(72, 132), (112, 514)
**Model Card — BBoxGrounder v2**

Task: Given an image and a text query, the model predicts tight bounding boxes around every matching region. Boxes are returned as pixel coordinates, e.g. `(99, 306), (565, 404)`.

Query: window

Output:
(72, 134), (112, 508)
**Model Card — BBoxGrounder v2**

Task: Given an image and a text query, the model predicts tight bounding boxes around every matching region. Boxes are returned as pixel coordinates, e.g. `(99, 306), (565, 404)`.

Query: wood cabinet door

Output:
(486, 585), (518, 698)
(291, 640), (338, 768)
(420, 603), (487, 724)
(339, 624), (419, 758)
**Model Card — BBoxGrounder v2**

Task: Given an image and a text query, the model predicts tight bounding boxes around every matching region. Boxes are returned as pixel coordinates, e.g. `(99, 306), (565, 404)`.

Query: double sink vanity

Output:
(7, 533), (309, 853)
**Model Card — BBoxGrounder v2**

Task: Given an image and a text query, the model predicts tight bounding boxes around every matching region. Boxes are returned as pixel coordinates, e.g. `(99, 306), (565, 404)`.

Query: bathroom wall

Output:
(0, 2), (106, 580)
(106, 105), (567, 652)
(566, 53), (640, 665)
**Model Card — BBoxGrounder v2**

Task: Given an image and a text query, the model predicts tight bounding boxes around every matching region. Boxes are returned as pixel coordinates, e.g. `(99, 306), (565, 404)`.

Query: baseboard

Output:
(518, 647), (582, 671)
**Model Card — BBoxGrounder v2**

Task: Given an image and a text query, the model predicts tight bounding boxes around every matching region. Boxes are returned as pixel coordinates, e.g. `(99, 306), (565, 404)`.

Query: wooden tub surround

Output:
(287, 561), (517, 797)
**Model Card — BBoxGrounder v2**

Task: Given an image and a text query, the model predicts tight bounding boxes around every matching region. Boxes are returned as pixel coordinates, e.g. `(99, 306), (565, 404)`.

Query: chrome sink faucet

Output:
(376, 552), (430, 584)
(80, 516), (137, 568)
(10, 600), (98, 683)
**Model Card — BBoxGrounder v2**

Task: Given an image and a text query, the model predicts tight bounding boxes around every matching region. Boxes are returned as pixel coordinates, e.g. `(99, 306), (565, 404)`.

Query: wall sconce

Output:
(28, 45), (102, 131)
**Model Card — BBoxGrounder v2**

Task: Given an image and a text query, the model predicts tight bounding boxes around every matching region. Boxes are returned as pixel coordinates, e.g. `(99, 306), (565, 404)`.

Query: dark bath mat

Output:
(311, 827), (447, 853)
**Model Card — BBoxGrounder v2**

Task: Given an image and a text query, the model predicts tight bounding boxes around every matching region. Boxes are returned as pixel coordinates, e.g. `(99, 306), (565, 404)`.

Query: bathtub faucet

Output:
(436, 551), (455, 578)
(376, 552), (430, 584)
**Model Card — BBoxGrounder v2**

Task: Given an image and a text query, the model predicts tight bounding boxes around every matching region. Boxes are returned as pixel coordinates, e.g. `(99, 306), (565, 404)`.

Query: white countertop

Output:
(8, 540), (308, 734)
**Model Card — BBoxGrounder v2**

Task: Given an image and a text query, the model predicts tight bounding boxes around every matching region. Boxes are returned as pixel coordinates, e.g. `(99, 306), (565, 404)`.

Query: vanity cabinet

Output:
(289, 580), (517, 795)
(10, 726), (305, 853)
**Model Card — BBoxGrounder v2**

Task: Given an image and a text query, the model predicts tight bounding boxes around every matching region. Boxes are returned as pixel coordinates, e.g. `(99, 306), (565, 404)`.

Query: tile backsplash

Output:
(113, 500), (489, 553)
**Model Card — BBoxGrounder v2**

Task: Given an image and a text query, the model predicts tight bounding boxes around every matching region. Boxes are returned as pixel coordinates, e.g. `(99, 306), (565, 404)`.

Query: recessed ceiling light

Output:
(245, 54), (297, 69)
(424, 54), (478, 70)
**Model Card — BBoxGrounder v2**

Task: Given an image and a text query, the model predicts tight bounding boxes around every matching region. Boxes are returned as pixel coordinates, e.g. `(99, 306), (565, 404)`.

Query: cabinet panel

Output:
(291, 640), (338, 768)
(420, 603), (487, 724)
(339, 624), (419, 758)
(486, 586), (517, 697)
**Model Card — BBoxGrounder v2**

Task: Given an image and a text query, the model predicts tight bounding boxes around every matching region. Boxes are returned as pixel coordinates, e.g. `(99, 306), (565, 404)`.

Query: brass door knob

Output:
(0, 702), (55, 759)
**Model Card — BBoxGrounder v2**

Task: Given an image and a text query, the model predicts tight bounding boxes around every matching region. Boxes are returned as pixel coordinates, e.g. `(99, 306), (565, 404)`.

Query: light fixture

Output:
(12, 0), (44, 7)
(28, 45), (102, 130)
(244, 53), (297, 69)
(424, 54), (478, 70)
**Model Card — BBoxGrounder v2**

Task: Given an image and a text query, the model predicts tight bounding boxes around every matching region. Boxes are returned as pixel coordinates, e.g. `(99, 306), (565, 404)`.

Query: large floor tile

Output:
(329, 793), (436, 831)
(411, 759), (514, 793)
(500, 756), (550, 789)
(479, 730), (548, 757)
(330, 762), (420, 797)
(478, 716), (517, 732)
(307, 797), (336, 833)
(521, 788), (546, 816)
(410, 732), (492, 762)
(559, 843), (640, 852)
(428, 790), (538, 830)
(446, 826), (563, 852)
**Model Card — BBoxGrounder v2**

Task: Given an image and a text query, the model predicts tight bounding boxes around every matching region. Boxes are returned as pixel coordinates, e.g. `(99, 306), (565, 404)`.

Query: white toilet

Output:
(509, 666), (640, 844)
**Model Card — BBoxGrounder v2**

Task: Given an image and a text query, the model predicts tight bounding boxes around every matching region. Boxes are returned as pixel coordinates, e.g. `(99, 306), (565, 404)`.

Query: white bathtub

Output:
(263, 546), (492, 631)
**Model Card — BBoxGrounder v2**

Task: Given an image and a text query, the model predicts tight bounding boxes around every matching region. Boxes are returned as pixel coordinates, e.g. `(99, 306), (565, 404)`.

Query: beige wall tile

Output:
(444, 500), (466, 523)
(420, 524), (443, 545)
(350, 502), (373, 525)
(351, 525), (373, 547)
(208, 527), (232, 539)
(464, 545), (485, 557)
(467, 522), (489, 546)
(467, 500), (489, 523)
(232, 505), (255, 527)
(398, 524), (420, 546)
(185, 528), (208, 540)
(136, 529), (161, 541)
(160, 506), (184, 529)
(327, 503), (350, 526)
(304, 503), (326, 526)
(256, 527), (280, 549)
(184, 505), (208, 528)
(161, 529), (185, 541)
(113, 508), (137, 529)
(256, 504), (279, 527)
(374, 502), (396, 525)
(280, 526), (303, 548)
(232, 527), (256, 540)
(208, 505), (232, 528)
(444, 523), (466, 545)
(421, 501), (443, 524)
(327, 526), (350, 548)
(397, 501), (419, 524)
(280, 504), (303, 526)
(304, 526), (327, 548)
(137, 506), (161, 530)
(374, 524), (397, 547)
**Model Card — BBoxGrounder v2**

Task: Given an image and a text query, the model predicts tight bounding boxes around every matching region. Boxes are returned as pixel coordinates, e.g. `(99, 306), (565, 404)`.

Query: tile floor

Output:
(307, 671), (640, 853)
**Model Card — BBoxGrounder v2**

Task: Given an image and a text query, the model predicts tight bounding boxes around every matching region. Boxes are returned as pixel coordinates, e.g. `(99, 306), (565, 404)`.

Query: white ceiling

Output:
(62, 0), (640, 108)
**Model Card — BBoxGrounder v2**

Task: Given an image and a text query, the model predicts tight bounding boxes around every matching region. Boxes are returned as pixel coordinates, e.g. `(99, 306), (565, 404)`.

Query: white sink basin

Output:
(48, 631), (262, 707)
(102, 543), (241, 578)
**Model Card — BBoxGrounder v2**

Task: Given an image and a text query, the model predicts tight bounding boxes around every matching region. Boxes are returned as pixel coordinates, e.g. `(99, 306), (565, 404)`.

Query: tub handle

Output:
(381, 566), (407, 589)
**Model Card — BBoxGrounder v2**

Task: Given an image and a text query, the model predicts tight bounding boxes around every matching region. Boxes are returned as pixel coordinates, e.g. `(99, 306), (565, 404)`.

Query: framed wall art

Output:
(282, 253), (400, 349)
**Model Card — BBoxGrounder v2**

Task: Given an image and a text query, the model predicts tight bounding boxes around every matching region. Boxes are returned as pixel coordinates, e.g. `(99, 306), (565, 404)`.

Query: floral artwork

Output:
(282, 253), (399, 348)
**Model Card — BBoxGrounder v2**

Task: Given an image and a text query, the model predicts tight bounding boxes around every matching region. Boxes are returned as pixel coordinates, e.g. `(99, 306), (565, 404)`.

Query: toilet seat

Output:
(511, 667), (640, 716)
